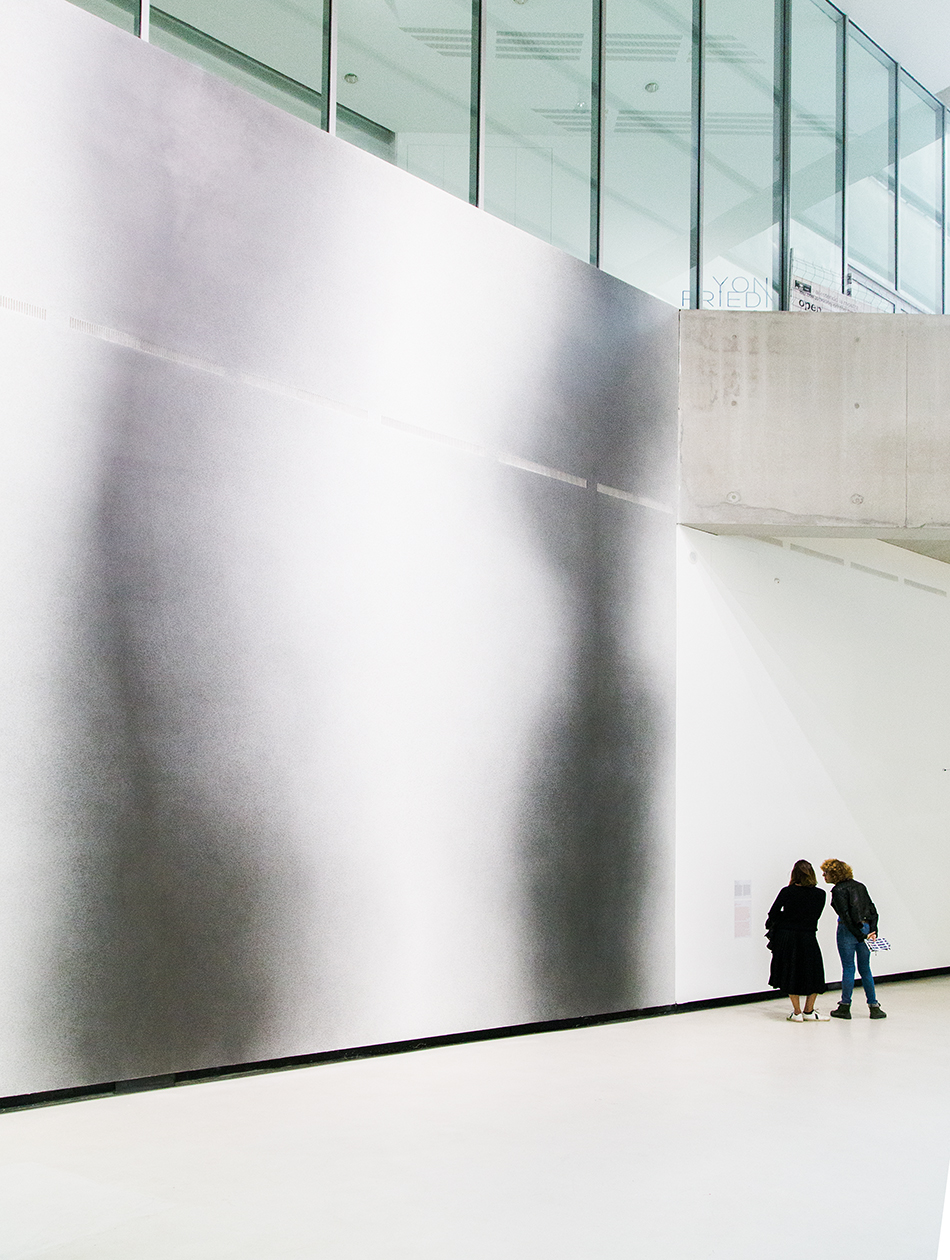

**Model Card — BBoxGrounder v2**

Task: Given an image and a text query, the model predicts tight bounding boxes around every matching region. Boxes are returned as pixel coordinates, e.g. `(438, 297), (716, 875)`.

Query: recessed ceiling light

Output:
(645, 81), (659, 93)
(344, 72), (359, 84)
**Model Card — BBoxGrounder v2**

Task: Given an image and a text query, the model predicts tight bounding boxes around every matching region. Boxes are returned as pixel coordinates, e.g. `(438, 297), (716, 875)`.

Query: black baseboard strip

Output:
(4, 964), (948, 1114)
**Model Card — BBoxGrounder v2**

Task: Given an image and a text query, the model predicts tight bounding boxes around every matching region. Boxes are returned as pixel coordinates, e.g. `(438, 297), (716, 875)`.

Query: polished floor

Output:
(3, 977), (949, 1260)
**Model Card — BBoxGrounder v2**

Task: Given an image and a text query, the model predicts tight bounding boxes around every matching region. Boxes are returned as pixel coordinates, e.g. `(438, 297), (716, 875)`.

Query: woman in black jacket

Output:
(766, 860), (829, 1022)
(820, 859), (887, 1019)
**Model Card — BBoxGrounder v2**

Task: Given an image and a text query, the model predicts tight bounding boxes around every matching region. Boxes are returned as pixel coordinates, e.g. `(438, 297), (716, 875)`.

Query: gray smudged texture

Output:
(64, 372), (310, 1081)
(523, 478), (673, 1017)
(0, 0), (678, 1094)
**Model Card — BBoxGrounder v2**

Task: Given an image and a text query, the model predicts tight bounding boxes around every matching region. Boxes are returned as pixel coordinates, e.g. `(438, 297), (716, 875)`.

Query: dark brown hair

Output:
(789, 859), (817, 887)
(821, 858), (853, 884)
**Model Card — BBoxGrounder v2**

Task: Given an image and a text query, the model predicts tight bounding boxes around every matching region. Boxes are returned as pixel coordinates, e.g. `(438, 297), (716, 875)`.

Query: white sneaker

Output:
(802, 1010), (830, 1021)
(787, 1012), (804, 1022)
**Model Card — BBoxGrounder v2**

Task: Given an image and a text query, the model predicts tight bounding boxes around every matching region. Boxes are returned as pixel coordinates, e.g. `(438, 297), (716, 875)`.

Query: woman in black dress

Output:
(766, 860), (829, 1022)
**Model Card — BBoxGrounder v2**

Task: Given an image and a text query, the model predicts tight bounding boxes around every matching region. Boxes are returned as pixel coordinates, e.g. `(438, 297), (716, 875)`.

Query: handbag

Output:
(866, 936), (890, 951)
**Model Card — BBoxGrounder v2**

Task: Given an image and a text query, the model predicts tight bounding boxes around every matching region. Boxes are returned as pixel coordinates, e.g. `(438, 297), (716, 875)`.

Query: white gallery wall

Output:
(676, 528), (950, 1004)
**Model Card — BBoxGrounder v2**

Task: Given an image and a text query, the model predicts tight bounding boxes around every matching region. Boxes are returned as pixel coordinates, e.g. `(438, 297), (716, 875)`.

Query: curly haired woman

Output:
(820, 859), (887, 1019)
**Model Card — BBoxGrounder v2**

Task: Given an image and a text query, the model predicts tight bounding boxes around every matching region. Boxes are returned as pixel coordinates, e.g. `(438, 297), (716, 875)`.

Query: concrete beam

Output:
(678, 310), (950, 539)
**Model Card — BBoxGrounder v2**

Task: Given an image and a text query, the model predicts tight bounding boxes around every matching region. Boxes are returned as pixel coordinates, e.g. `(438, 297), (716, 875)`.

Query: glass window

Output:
(898, 75), (943, 313)
(482, 0), (595, 262)
(151, 2), (324, 129)
(846, 30), (896, 288)
(788, 0), (842, 298)
(335, 0), (473, 199)
(600, 0), (693, 307)
(67, 0), (137, 35)
(701, 0), (778, 310)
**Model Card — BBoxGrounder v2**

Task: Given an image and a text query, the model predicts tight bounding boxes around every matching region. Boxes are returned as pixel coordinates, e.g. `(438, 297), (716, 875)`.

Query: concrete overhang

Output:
(678, 310), (950, 542)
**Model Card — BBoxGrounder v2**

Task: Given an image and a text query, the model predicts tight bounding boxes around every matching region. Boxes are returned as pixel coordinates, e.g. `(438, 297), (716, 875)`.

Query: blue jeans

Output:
(836, 920), (877, 1005)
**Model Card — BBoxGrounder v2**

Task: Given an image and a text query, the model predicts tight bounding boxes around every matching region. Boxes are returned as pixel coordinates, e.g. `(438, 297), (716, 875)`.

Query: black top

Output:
(830, 879), (878, 939)
(766, 884), (826, 934)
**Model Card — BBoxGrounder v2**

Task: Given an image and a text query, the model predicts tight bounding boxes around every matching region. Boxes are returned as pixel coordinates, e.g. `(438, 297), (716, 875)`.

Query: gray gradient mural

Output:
(0, 0), (677, 1094)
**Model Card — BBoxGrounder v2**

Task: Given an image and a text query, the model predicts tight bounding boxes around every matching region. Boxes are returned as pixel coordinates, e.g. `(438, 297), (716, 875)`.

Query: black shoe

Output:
(869, 1004), (887, 1019)
(830, 1002), (852, 1019)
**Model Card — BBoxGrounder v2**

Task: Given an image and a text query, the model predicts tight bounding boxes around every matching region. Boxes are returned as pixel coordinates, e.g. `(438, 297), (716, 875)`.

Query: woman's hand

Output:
(867, 932), (877, 943)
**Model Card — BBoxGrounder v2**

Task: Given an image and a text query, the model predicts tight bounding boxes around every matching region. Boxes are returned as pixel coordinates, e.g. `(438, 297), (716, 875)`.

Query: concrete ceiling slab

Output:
(842, 0), (950, 96)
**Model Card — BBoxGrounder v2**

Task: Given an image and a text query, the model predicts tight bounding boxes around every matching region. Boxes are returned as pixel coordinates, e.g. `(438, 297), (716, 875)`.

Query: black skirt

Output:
(768, 928), (825, 994)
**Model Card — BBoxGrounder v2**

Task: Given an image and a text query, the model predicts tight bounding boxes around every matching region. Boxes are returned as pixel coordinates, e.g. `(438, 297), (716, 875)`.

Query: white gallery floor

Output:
(3, 976), (949, 1260)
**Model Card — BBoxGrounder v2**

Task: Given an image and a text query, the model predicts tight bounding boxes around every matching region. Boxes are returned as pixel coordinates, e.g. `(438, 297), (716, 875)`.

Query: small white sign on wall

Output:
(734, 880), (752, 938)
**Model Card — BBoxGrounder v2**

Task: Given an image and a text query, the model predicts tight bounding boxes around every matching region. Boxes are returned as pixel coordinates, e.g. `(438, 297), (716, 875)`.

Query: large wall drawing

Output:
(0, 0), (677, 1094)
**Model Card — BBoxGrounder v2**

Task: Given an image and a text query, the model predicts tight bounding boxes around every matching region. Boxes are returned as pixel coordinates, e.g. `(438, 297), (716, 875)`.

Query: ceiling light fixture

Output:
(645, 81), (659, 92)
(344, 72), (359, 84)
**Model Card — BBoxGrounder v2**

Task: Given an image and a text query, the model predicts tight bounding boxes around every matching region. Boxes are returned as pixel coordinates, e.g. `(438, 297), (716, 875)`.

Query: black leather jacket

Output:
(831, 879), (878, 940)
